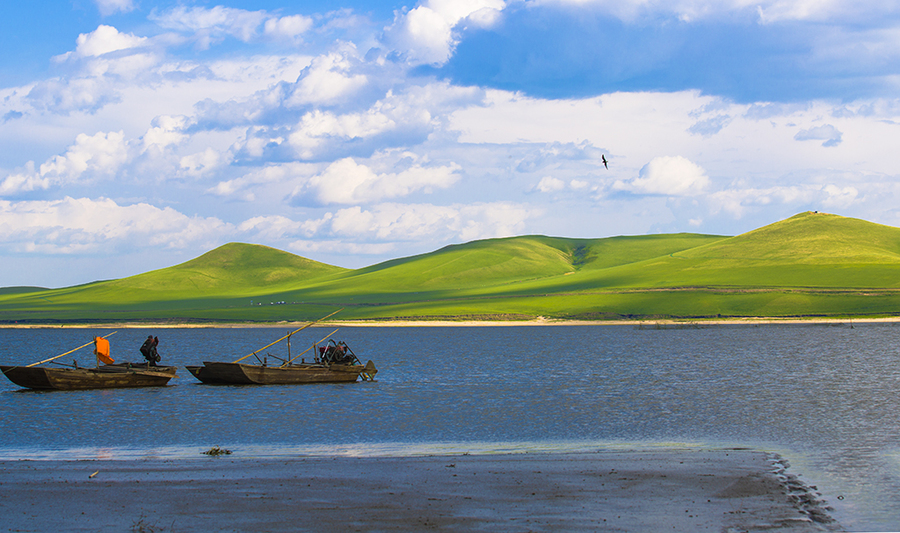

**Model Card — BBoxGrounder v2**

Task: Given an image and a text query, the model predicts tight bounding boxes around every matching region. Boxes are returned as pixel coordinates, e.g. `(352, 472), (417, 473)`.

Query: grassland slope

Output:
(596, 211), (900, 289)
(0, 244), (347, 316)
(286, 233), (725, 303)
(2, 212), (900, 323)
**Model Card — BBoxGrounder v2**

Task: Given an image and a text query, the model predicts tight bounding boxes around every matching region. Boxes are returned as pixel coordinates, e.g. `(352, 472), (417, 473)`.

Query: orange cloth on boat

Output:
(93, 337), (114, 365)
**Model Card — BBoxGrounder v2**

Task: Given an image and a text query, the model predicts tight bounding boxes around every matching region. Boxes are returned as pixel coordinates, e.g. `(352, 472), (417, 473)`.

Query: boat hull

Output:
(186, 361), (372, 385)
(0, 363), (177, 391)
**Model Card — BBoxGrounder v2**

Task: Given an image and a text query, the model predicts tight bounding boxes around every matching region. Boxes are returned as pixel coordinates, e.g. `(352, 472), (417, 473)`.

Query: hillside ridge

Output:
(2, 212), (900, 322)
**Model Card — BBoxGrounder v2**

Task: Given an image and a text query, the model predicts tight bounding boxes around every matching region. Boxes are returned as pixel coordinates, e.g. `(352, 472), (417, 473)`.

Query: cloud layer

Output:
(1, 0), (900, 286)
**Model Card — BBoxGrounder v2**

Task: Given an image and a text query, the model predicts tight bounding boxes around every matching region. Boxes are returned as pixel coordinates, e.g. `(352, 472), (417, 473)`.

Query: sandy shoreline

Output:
(0, 449), (840, 532)
(1, 316), (896, 329)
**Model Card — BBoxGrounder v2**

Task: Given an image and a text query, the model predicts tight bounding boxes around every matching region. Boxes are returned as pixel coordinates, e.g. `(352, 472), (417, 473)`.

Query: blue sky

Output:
(2, 0), (900, 287)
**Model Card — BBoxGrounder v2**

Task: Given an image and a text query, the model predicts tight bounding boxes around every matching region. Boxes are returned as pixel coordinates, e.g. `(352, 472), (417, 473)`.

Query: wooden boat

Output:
(186, 359), (376, 385)
(186, 310), (377, 385)
(0, 333), (177, 390)
(0, 362), (177, 390)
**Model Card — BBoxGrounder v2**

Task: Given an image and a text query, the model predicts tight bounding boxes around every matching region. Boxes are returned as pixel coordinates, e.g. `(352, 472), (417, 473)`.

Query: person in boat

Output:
(151, 336), (160, 363)
(140, 335), (161, 366)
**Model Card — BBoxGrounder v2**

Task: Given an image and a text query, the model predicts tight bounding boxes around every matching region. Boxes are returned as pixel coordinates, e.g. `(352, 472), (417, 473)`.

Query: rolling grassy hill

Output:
(2, 212), (899, 323)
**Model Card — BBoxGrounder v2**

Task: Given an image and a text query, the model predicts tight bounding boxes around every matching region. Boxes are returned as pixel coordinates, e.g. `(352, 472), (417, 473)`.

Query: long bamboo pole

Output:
(284, 329), (339, 366)
(26, 331), (118, 368)
(232, 309), (342, 364)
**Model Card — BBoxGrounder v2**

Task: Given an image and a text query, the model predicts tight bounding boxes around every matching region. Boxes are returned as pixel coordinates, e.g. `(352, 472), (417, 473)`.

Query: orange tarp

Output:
(93, 337), (114, 365)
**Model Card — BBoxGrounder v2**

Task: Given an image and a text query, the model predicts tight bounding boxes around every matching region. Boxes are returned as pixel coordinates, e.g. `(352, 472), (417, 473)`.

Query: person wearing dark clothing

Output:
(140, 335), (161, 366)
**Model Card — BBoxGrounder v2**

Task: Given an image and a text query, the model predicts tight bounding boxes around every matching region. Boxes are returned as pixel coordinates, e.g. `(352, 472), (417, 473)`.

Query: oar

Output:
(284, 329), (339, 366)
(26, 331), (118, 368)
(232, 309), (342, 364)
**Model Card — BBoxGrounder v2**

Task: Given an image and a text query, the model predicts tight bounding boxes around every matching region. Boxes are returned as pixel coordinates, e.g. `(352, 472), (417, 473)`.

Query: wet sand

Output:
(0, 449), (840, 532)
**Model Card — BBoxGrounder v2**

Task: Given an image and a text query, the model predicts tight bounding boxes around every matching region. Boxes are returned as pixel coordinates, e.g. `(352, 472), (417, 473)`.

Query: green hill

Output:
(1, 212), (899, 323)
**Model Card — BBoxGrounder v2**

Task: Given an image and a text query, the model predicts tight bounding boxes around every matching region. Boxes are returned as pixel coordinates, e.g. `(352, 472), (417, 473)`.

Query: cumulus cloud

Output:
(615, 156), (710, 196)
(295, 200), (536, 243)
(385, 0), (506, 65)
(707, 182), (859, 218)
(208, 162), (315, 201)
(534, 176), (566, 192)
(0, 163), (50, 196)
(821, 184), (858, 207)
(285, 52), (369, 108)
(55, 25), (148, 61)
(286, 109), (400, 160)
(27, 77), (121, 114)
(291, 157), (460, 205)
(179, 148), (229, 178)
(794, 124), (843, 147)
(0, 196), (230, 253)
(142, 115), (189, 151)
(263, 14), (314, 42)
(36, 131), (128, 186)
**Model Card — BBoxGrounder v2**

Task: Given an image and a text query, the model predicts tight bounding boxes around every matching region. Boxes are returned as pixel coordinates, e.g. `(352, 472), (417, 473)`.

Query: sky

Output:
(2, 1), (900, 288)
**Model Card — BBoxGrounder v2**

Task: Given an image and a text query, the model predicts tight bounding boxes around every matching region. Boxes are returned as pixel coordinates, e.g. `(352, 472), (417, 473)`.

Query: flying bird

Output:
(602, 155), (608, 169)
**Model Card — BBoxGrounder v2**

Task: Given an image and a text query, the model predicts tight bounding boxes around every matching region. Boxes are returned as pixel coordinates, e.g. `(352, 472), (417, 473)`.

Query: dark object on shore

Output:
(202, 446), (232, 456)
(0, 362), (177, 390)
(186, 309), (377, 385)
(1, 332), (177, 390)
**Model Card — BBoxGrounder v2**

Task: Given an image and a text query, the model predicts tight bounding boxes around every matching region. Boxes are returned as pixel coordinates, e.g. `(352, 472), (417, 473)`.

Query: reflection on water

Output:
(1, 323), (899, 530)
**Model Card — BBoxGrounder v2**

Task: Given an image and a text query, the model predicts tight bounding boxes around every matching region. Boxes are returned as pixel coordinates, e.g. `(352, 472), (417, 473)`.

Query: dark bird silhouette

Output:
(602, 155), (608, 169)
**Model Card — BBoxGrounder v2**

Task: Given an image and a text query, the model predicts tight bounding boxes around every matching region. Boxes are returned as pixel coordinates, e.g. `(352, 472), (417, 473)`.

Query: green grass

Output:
(2, 212), (900, 323)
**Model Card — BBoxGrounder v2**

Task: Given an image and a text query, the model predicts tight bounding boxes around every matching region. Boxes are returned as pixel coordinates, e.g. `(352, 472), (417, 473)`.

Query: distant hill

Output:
(1, 212), (899, 323)
(103, 242), (347, 294)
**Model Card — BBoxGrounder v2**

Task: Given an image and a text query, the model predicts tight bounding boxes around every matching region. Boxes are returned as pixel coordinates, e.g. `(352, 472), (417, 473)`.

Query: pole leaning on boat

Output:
(232, 308), (343, 364)
(26, 331), (118, 368)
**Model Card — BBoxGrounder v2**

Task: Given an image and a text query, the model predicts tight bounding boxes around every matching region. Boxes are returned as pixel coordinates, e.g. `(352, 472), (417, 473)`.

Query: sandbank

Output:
(0, 448), (840, 532)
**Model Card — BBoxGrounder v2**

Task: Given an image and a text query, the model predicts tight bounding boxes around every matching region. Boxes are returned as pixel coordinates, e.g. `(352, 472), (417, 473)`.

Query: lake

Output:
(1, 323), (898, 530)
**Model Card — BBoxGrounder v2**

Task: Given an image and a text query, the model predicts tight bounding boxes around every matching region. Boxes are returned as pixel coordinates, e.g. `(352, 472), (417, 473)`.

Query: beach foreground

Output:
(0, 449), (840, 532)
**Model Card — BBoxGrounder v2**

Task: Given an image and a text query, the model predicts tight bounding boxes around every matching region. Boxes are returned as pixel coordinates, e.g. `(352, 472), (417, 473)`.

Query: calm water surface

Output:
(1, 324), (899, 530)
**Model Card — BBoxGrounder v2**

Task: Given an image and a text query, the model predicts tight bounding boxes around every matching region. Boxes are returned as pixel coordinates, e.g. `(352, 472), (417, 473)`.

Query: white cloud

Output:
(38, 131), (128, 184)
(141, 115), (189, 151)
(179, 148), (228, 178)
(615, 156), (710, 196)
(0, 196), (230, 253)
(263, 14), (314, 42)
(149, 6), (269, 48)
(0, 163), (50, 196)
(286, 109), (397, 159)
(27, 77), (121, 114)
(303, 200), (536, 242)
(238, 215), (305, 240)
(794, 124), (843, 147)
(534, 0), (899, 24)
(535, 176), (566, 192)
(707, 182), (861, 218)
(288, 238), (397, 256)
(385, 0), (506, 65)
(285, 52), (369, 107)
(822, 184), (858, 207)
(95, 0), (136, 16)
(293, 157), (460, 205)
(56, 25), (148, 61)
(456, 202), (538, 241)
(208, 162), (315, 200)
